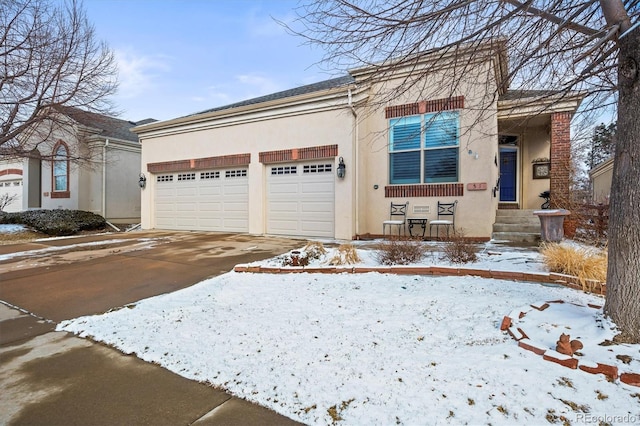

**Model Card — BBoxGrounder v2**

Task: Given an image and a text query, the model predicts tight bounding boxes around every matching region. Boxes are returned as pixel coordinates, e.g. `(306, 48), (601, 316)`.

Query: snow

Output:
(57, 241), (640, 425)
(0, 224), (27, 234)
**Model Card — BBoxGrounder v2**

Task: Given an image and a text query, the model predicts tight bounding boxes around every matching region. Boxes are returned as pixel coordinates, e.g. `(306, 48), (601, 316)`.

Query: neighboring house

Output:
(0, 159), (23, 212)
(133, 42), (583, 240)
(589, 157), (614, 203)
(16, 107), (154, 223)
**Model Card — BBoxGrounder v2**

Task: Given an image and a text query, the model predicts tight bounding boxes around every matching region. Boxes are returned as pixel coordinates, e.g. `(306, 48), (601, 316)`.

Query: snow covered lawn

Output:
(58, 243), (640, 425)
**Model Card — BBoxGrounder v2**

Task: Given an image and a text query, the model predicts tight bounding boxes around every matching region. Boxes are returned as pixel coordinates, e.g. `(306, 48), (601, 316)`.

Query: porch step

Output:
(492, 209), (541, 243)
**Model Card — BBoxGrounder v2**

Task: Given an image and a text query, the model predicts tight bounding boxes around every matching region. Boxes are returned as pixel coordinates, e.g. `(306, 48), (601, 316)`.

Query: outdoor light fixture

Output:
(138, 173), (147, 188)
(336, 157), (346, 179)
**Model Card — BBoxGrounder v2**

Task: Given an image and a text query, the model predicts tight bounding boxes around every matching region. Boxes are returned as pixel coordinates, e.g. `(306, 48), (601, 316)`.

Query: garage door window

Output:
(157, 175), (173, 182)
(271, 166), (297, 175)
(177, 173), (196, 181)
(200, 171), (220, 179)
(303, 164), (332, 174)
(226, 169), (247, 178)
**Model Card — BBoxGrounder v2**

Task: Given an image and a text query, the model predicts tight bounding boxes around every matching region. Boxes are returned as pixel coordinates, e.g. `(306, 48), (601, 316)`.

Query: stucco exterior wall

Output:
(521, 125), (550, 209)
(356, 59), (499, 238)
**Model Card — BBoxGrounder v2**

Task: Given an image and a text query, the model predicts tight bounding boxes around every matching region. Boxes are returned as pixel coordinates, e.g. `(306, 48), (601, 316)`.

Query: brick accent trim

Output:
(384, 183), (464, 198)
(51, 191), (70, 199)
(0, 168), (23, 176)
(385, 96), (465, 119)
(259, 144), (338, 164)
(147, 153), (251, 173)
(550, 112), (572, 208)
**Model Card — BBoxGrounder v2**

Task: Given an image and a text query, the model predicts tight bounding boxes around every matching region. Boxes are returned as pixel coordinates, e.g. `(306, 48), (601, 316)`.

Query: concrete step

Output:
(491, 231), (541, 243)
(492, 223), (541, 233)
(495, 209), (538, 217)
(494, 216), (540, 225)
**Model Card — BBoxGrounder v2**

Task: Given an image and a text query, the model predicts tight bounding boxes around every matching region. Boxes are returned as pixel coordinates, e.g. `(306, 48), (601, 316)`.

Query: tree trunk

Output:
(603, 24), (640, 342)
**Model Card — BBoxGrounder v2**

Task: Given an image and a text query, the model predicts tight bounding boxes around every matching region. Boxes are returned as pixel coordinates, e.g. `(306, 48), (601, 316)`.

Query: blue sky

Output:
(83, 0), (330, 121)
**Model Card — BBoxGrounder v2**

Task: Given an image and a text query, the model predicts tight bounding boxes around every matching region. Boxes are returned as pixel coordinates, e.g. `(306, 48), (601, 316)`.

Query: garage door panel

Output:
(153, 170), (248, 232)
(199, 186), (222, 196)
(267, 162), (334, 238)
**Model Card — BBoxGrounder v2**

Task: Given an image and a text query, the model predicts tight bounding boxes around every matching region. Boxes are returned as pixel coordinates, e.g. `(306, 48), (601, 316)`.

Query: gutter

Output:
(102, 139), (109, 218)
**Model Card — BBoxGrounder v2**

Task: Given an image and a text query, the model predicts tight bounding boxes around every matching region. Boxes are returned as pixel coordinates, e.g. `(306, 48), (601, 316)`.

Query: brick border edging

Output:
(501, 302), (640, 387)
(233, 264), (607, 295)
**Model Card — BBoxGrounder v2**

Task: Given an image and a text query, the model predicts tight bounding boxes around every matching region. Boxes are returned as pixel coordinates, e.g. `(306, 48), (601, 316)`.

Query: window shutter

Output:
(390, 116), (421, 151)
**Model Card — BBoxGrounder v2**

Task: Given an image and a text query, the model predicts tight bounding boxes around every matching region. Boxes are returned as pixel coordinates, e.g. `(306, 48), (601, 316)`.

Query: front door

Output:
(499, 147), (517, 202)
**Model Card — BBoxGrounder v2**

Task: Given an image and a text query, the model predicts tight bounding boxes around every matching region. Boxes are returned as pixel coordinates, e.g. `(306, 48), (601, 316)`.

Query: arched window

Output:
(52, 141), (69, 196)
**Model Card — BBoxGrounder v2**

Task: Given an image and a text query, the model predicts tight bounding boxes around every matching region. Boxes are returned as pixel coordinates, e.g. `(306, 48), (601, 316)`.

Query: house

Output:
(12, 107), (153, 223)
(589, 157), (613, 203)
(133, 41), (583, 240)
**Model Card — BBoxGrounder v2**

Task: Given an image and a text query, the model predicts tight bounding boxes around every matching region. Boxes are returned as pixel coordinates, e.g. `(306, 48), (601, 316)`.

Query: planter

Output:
(534, 209), (571, 242)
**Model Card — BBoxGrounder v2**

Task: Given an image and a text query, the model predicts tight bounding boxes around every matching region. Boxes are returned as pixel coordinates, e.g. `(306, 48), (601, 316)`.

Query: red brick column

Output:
(550, 112), (572, 208)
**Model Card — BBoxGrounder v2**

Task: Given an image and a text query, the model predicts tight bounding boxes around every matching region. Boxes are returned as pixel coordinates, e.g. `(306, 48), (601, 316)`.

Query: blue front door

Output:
(499, 148), (517, 202)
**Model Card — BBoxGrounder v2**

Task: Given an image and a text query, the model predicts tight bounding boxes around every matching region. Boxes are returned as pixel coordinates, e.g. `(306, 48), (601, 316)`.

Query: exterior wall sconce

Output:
(336, 157), (346, 179)
(138, 173), (147, 188)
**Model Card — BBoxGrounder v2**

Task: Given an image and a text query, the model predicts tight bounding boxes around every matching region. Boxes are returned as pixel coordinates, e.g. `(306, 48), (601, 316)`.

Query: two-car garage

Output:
(151, 161), (335, 238)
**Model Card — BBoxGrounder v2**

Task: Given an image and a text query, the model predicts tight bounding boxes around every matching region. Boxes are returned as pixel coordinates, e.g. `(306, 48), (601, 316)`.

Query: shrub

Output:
(303, 241), (327, 260)
(0, 209), (106, 236)
(281, 250), (310, 267)
(375, 237), (427, 265)
(540, 242), (607, 291)
(442, 230), (478, 264)
(328, 244), (361, 265)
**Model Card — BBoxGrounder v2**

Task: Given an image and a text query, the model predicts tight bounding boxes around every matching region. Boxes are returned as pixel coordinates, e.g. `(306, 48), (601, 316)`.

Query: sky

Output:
(82, 0), (330, 122)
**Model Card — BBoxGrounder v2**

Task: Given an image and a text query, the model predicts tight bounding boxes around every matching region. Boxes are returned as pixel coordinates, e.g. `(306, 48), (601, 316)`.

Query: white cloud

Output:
(235, 74), (282, 98)
(114, 49), (171, 99)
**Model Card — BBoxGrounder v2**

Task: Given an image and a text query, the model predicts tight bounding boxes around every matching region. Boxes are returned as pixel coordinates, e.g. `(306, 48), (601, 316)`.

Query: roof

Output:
(498, 90), (564, 101)
(189, 75), (355, 117)
(54, 106), (156, 143)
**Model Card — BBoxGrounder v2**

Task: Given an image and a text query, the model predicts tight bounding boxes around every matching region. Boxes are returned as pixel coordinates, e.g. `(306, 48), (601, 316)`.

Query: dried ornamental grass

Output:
(375, 237), (427, 265)
(540, 243), (607, 292)
(327, 244), (361, 265)
(442, 229), (477, 264)
(303, 241), (327, 260)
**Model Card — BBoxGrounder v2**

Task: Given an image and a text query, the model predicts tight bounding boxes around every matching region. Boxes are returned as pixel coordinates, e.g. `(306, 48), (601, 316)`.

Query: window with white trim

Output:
(389, 111), (460, 184)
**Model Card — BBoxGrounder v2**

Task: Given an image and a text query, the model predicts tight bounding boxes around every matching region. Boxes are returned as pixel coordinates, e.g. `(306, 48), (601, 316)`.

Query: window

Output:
(53, 142), (69, 192)
(303, 164), (332, 174)
(226, 169), (247, 178)
(270, 166), (296, 175)
(156, 175), (173, 182)
(177, 173), (196, 181)
(389, 111), (459, 184)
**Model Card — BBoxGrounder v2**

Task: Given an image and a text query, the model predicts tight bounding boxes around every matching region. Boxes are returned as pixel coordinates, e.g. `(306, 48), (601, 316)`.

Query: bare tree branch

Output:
(0, 0), (118, 160)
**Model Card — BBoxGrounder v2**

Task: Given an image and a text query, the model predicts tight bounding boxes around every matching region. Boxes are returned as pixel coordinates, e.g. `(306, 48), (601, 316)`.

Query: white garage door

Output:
(153, 169), (249, 232)
(0, 178), (22, 213)
(267, 162), (335, 238)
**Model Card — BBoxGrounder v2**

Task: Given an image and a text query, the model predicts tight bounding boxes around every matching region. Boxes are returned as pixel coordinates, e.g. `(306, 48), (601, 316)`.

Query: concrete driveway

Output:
(0, 230), (304, 425)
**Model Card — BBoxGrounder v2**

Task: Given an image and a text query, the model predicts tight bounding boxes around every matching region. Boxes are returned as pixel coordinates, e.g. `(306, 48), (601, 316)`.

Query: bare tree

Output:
(1, 0), (118, 161)
(292, 0), (640, 341)
(0, 193), (19, 211)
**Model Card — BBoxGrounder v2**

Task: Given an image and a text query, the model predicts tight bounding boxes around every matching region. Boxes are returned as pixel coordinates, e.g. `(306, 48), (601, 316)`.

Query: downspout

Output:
(348, 88), (359, 238)
(102, 139), (109, 218)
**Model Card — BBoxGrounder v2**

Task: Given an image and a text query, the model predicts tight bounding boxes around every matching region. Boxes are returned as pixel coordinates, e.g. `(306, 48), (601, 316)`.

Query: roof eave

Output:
(133, 82), (362, 135)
